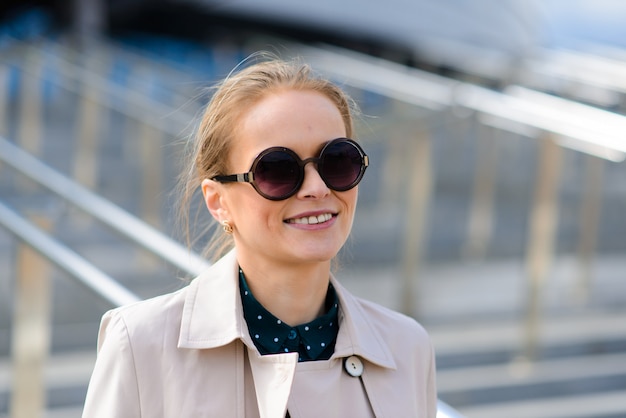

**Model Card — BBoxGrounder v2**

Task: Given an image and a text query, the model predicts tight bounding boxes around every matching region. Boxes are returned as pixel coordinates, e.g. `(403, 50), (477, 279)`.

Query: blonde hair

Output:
(177, 54), (359, 261)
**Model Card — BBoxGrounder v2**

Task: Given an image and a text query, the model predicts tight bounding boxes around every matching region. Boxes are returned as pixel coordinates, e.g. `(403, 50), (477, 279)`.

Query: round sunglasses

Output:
(212, 138), (369, 201)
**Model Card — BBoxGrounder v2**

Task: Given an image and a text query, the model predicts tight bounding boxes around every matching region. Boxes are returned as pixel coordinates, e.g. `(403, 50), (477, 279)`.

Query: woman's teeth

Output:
(288, 213), (333, 224)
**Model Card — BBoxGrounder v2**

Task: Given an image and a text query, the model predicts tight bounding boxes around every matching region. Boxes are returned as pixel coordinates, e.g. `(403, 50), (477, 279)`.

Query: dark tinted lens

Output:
(320, 141), (363, 190)
(254, 151), (301, 198)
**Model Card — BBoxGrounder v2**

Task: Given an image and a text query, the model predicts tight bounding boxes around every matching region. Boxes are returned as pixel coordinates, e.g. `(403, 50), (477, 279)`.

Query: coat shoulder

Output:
(99, 284), (189, 347)
(112, 284), (186, 319)
(350, 294), (431, 347)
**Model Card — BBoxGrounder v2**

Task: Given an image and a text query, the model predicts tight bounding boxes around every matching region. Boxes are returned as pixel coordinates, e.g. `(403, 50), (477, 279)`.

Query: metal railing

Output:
(0, 136), (209, 276)
(297, 44), (626, 161)
(398, 36), (626, 111)
(0, 200), (140, 307)
(521, 47), (626, 109)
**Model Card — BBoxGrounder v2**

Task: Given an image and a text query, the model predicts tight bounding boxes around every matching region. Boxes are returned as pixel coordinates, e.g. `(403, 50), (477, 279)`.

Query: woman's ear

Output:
(201, 178), (229, 222)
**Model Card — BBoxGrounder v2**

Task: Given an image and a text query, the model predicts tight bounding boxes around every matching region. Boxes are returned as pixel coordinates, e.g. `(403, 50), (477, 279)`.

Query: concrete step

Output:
(438, 352), (626, 408)
(428, 311), (626, 416)
(429, 310), (626, 362)
(458, 390), (626, 418)
(438, 352), (626, 392)
(44, 407), (83, 418)
(0, 407), (83, 418)
(338, 255), (626, 323)
(0, 350), (95, 415)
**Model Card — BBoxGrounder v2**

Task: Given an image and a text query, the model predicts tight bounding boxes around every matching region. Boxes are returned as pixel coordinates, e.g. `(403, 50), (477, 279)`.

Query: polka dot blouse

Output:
(239, 268), (339, 362)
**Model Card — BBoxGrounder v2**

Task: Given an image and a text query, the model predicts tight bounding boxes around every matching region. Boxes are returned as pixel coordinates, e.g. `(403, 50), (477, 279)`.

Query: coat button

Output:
(344, 356), (364, 377)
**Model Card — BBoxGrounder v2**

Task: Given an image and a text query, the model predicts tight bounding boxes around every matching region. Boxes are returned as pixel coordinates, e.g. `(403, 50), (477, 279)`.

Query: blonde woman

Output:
(83, 56), (437, 417)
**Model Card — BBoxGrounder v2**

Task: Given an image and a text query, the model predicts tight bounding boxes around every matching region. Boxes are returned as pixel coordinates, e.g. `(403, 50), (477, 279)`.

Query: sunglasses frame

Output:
(212, 138), (369, 201)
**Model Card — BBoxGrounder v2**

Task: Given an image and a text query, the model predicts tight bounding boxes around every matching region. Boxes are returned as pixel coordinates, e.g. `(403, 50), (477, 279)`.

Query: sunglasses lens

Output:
(320, 141), (365, 190)
(254, 151), (301, 199)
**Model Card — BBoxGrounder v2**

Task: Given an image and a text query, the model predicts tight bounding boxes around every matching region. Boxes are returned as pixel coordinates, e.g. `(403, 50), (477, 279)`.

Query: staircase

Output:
(338, 255), (626, 418)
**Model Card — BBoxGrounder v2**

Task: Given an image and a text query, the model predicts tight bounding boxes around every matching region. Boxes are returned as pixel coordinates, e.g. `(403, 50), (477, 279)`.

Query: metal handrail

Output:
(0, 136), (210, 276)
(524, 48), (626, 98)
(296, 44), (626, 162)
(458, 84), (626, 161)
(0, 201), (139, 307)
(530, 48), (626, 103)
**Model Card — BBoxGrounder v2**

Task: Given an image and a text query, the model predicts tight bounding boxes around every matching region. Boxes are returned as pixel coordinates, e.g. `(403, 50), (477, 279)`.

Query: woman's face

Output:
(215, 89), (358, 267)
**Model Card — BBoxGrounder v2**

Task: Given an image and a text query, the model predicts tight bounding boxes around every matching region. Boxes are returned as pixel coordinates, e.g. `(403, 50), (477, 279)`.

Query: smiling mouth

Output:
(285, 213), (333, 225)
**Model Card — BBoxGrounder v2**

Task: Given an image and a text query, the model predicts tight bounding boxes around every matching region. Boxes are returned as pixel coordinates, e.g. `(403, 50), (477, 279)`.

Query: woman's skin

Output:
(201, 89), (359, 326)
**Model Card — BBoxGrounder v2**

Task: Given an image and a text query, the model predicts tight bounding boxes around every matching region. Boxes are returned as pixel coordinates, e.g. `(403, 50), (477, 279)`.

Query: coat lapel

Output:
(330, 277), (399, 417)
(330, 277), (396, 370)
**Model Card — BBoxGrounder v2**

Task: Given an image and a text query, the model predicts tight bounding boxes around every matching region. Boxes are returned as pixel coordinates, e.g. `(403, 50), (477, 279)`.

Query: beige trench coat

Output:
(82, 250), (437, 417)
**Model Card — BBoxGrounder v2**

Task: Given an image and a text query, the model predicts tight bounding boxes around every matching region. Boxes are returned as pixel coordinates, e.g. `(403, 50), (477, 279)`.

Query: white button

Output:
(344, 356), (364, 377)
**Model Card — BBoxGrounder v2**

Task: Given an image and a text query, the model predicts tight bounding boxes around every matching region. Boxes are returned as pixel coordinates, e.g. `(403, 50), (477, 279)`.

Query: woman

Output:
(82, 56), (437, 417)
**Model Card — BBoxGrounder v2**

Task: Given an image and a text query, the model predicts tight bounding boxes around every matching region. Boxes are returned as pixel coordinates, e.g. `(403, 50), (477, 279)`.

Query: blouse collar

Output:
(239, 268), (339, 362)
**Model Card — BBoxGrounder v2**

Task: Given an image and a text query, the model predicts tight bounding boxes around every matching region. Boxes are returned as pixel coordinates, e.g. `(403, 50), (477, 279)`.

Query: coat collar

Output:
(178, 249), (395, 370)
(178, 249), (248, 349)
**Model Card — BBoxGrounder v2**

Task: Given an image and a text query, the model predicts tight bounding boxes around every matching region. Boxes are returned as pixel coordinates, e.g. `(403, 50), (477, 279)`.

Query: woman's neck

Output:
(237, 256), (332, 326)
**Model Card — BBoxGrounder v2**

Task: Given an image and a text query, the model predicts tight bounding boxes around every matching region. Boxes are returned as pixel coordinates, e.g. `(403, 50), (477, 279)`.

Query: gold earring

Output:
(221, 220), (233, 234)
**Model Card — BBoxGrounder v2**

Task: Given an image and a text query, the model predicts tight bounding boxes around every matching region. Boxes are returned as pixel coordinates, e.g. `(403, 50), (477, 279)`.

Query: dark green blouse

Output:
(239, 268), (339, 362)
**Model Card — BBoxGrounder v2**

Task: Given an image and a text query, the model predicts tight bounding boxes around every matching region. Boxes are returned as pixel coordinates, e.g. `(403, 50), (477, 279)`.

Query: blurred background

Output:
(1, 1), (625, 417)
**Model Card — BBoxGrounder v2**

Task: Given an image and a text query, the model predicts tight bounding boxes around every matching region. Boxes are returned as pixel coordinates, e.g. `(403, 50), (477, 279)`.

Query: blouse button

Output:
(344, 356), (364, 377)
(288, 330), (297, 340)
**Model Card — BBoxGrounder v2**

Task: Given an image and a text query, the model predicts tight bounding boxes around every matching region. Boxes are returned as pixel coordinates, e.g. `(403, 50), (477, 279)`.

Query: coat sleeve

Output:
(82, 310), (142, 418)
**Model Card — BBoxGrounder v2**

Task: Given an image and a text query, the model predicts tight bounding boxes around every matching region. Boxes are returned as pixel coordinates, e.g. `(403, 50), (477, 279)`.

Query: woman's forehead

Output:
(230, 90), (346, 164)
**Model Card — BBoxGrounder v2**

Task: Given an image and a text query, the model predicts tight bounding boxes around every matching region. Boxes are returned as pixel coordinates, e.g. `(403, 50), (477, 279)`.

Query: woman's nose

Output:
(296, 163), (330, 199)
